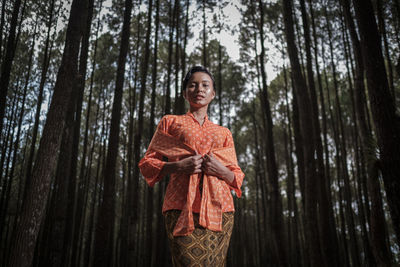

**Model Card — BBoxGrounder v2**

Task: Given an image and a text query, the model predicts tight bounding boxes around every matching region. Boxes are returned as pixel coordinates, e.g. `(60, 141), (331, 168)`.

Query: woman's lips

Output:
(195, 95), (205, 100)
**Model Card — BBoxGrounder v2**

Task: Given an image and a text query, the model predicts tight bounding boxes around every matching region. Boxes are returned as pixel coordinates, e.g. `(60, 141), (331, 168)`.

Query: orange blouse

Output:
(139, 112), (244, 234)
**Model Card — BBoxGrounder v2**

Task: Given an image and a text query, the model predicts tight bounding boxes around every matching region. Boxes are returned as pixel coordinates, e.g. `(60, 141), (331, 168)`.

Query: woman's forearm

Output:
(220, 167), (235, 184)
(159, 157), (235, 185)
(160, 161), (180, 177)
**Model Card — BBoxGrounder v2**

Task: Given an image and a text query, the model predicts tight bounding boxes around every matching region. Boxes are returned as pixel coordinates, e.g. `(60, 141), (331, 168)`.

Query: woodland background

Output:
(0, 0), (400, 266)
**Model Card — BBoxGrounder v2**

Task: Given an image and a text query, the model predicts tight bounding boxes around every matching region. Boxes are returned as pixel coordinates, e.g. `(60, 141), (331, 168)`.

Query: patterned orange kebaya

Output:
(139, 112), (244, 236)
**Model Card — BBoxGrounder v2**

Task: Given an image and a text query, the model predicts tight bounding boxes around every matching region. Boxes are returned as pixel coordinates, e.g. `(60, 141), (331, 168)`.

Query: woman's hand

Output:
(177, 154), (203, 174)
(202, 153), (235, 184)
(161, 154), (203, 177)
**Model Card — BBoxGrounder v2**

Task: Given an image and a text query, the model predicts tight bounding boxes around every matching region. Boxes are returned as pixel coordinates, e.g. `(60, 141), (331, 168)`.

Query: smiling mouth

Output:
(195, 95), (205, 99)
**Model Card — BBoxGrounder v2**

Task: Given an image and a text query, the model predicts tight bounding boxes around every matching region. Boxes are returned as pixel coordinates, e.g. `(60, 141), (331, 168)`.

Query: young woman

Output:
(139, 66), (244, 266)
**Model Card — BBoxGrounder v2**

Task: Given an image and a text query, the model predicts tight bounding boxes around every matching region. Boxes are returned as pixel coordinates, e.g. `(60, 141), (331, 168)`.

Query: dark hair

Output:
(182, 66), (216, 91)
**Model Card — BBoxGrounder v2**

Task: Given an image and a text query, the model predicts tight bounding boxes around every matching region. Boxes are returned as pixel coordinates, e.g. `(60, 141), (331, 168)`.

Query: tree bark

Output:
(202, 0), (207, 67)
(342, 0), (394, 264)
(92, 0), (133, 265)
(0, 0), (22, 136)
(258, 1), (287, 265)
(353, 0), (400, 248)
(282, 0), (323, 266)
(0, 0), (7, 61)
(299, 2), (340, 266)
(67, 0), (95, 265)
(376, 0), (395, 102)
(129, 0), (152, 264)
(7, 0), (88, 265)
(164, 0), (175, 115)
(24, 0), (56, 202)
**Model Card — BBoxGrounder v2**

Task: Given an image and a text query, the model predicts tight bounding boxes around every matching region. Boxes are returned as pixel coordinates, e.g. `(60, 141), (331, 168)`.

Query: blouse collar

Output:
(186, 111), (210, 126)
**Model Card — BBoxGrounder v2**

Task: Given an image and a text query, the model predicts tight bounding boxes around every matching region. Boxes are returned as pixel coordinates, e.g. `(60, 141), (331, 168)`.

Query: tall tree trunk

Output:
(164, 0), (175, 115)
(258, 1), (287, 265)
(341, 0), (394, 264)
(376, 0), (395, 102)
(282, 0), (323, 266)
(299, 2), (340, 266)
(149, 0), (160, 137)
(129, 0), (152, 264)
(307, 6), (338, 263)
(71, 1), (101, 265)
(202, 0), (207, 67)
(46, 97), (76, 266)
(325, 6), (361, 266)
(217, 3), (223, 126)
(0, 93), (18, 223)
(92, 0), (133, 265)
(283, 65), (302, 267)
(66, 0), (95, 265)
(0, 0), (7, 61)
(353, 0), (400, 248)
(0, 0), (22, 136)
(177, 0), (189, 116)
(342, 13), (376, 266)
(148, 1), (160, 265)
(251, 96), (264, 266)
(83, 100), (103, 267)
(24, 0), (56, 201)
(6, 0), (88, 265)
(144, 1), (159, 264)
(173, 0), (181, 115)
(0, 17), (37, 244)
(252, 24), (273, 265)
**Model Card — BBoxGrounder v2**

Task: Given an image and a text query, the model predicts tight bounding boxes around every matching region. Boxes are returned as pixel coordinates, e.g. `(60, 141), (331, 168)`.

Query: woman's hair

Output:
(182, 66), (216, 91)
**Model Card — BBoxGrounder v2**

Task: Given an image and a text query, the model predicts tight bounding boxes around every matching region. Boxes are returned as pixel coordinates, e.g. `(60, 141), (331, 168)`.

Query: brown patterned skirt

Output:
(164, 210), (234, 267)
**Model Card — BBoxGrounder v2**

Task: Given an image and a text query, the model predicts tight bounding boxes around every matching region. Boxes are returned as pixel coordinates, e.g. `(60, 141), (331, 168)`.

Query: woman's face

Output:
(183, 72), (215, 108)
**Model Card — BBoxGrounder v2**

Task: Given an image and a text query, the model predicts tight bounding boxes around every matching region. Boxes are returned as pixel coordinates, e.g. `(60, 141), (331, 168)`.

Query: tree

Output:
(92, 0), (133, 266)
(353, 0), (400, 248)
(7, 0), (88, 265)
(0, 0), (23, 138)
(282, 0), (324, 265)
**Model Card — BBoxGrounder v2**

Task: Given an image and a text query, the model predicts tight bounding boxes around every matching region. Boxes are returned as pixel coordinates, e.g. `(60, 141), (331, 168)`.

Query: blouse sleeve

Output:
(138, 117), (168, 187)
(223, 129), (245, 197)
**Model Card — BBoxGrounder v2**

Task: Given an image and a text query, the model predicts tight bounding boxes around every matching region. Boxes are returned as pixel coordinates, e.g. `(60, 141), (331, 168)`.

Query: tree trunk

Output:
(164, 0), (175, 115)
(258, 1), (287, 265)
(7, 0), (88, 265)
(325, 6), (361, 266)
(24, 0), (56, 202)
(299, 2), (340, 266)
(92, 0), (133, 265)
(283, 65), (302, 267)
(0, 0), (7, 61)
(376, 0), (395, 102)
(0, 0), (22, 136)
(67, 0), (95, 265)
(149, 0), (160, 137)
(0, 16), (36, 246)
(341, 0), (394, 264)
(129, 0), (152, 264)
(173, 0), (181, 115)
(202, 0), (207, 67)
(282, 0), (323, 266)
(176, 0), (189, 116)
(353, 0), (400, 248)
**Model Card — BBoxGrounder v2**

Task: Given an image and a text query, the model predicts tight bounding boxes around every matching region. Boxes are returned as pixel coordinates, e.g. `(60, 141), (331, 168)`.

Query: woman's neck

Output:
(189, 106), (208, 125)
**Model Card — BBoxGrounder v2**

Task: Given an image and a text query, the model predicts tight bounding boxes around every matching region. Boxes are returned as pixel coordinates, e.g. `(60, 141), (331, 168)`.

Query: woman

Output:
(139, 66), (244, 266)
